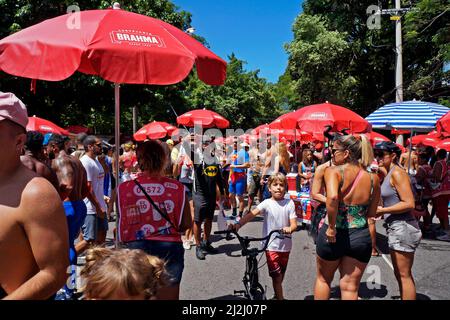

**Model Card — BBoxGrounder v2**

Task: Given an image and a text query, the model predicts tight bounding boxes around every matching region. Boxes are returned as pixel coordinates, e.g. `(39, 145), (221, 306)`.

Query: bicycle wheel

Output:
(250, 283), (266, 300)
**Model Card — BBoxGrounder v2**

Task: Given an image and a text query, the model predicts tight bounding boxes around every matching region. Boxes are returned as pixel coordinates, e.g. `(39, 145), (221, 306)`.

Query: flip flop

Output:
(371, 251), (380, 257)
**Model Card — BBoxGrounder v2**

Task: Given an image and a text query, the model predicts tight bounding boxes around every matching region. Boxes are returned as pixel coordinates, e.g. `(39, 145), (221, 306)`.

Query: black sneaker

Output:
(201, 240), (219, 254)
(195, 246), (205, 260)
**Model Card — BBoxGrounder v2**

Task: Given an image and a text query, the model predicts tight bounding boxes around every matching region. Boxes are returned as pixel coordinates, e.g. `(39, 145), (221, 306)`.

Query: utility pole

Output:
(378, 1), (412, 103)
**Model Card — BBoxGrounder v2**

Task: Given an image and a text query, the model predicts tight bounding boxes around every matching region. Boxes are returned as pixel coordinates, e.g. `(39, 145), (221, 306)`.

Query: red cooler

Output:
(286, 173), (298, 192)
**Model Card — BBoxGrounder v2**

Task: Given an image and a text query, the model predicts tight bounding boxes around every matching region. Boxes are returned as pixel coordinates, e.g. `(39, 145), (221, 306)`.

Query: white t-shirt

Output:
(81, 155), (107, 215)
(256, 198), (296, 252)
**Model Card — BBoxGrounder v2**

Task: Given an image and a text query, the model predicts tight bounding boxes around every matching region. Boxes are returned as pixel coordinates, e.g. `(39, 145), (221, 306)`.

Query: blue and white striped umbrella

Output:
(366, 100), (449, 132)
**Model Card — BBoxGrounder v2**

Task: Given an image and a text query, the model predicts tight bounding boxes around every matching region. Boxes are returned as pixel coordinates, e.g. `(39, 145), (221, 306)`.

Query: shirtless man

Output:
(20, 131), (60, 193)
(48, 134), (88, 299)
(0, 92), (69, 299)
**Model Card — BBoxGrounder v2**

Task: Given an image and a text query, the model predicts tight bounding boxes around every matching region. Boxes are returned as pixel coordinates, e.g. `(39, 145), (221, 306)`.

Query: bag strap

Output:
(133, 179), (178, 232)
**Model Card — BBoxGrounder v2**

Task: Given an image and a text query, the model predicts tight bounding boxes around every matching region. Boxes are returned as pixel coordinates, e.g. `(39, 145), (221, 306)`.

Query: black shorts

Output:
(193, 193), (216, 222)
(316, 224), (372, 264)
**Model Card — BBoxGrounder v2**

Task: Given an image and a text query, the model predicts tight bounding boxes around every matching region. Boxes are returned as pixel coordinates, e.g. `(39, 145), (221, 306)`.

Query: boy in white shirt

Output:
(229, 172), (297, 300)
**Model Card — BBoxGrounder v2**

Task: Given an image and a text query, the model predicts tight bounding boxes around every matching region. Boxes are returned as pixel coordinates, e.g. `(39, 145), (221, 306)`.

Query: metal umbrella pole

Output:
(407, 129), (414, 176)
(114, 83), (121, 249)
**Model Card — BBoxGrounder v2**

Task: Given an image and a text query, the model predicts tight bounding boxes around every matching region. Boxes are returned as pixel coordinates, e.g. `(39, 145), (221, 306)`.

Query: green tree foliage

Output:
(283, 0), (449, 115)
(184, 53), (280, 130)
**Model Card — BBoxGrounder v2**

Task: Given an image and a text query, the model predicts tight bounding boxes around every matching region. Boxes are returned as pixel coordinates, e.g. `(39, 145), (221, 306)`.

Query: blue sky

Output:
(172, 0), (304, 83)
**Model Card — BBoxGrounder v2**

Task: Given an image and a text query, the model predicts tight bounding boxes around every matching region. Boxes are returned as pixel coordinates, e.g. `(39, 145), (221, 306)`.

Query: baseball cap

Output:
(0, 91), (28, 129)
(241, 142), (250, 148)
(166, 139), (174, 145)
(43, 133), (53, 146)
(373, 141), (401, 154)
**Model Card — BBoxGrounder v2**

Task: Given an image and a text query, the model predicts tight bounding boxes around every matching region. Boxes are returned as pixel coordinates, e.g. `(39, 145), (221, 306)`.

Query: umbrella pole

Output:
(407, 129), (413, 175)
(114, 83), (121, 249)
(295, 129), (297, 164)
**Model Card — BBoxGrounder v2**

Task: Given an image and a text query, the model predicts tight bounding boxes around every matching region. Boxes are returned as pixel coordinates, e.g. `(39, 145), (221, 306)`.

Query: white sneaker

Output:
(183, 240), (192, 250)
(436, 231), (450, 242)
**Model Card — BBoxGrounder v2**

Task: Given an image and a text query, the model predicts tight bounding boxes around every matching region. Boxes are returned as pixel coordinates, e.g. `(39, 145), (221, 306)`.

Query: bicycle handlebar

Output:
(214, 226), (300, 254)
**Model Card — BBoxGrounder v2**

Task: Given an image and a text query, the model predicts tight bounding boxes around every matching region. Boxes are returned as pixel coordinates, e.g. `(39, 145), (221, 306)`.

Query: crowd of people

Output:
(1, 91), (449, 300)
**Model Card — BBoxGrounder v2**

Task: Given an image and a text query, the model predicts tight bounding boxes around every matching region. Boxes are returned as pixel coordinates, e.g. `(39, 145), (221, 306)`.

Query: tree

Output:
(283, 0), (449, 116)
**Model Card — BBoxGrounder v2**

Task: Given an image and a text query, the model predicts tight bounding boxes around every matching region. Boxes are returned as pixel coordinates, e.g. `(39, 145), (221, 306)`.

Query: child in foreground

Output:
(80, 247), (167, 300)
(229, 172), (297, 300)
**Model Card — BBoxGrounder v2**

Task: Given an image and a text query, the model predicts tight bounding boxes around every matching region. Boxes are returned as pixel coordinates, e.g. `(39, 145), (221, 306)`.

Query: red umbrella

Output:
(280, 102), (371, 135)
(0, 9), (226, 85)
(252, 124), (272, 135)
(269, 112), (296, 129)
(357, 131), (390, 145)
(408, 134), (440, 147)
(176, 108), (229, 128)
(435, 138), (450, 152)
(133, 121), (177, 141)
(27, 115), (69, 135)
(391, 129), (411, 135)
(66, 125), (90, 134)
(436, 111), (450, 136)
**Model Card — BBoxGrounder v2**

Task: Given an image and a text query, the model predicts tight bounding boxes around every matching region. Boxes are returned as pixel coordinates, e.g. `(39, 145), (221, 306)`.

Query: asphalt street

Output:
(97, 208), (450, 300)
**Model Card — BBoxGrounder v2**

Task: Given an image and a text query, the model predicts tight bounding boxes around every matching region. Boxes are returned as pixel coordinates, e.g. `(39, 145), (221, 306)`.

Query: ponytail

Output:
(335, 134), (374, 169)
(359, 134), (374, 169)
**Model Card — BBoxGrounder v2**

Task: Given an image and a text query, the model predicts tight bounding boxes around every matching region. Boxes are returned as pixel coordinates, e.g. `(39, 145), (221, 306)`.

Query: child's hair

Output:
(268, 172), (287, 189)
(80, 247), (167, 300)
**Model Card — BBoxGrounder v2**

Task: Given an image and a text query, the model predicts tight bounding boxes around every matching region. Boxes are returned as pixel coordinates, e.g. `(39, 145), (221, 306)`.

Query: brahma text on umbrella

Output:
(110, 30), (165, 47)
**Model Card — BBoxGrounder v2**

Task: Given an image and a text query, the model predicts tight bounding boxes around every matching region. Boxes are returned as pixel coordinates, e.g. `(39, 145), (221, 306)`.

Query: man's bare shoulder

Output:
(20, 177), (62, 218)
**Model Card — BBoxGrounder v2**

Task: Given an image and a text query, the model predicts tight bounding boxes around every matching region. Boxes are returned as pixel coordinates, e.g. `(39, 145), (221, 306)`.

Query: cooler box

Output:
(287, 191), (312, 224)
(286, 173), (298, 192)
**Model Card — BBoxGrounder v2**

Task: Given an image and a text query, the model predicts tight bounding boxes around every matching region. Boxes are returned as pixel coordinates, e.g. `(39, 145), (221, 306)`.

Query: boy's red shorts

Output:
(265, 251), (290, 277)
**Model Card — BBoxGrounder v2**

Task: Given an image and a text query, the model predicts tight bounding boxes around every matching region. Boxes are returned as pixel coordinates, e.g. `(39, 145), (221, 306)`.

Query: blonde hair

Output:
(334, 134), (374, 168)
(268, 172), (287, 189)
(276, 142), (290, 172)
(80, 247), (167, 300)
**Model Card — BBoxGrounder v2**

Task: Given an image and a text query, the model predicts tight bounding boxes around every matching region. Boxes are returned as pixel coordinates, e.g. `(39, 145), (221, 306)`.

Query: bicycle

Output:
(214, 228), (292, 300)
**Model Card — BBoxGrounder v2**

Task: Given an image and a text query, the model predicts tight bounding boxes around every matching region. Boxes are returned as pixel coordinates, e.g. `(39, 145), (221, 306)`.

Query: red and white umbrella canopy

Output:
(280, 102), (371, 135)
(435, 138), (450, 152)
(0, 9), (226, 85)
(176, 108), (229, 128)
(133, 121), (177, 141)
(27, 116), (69, 135)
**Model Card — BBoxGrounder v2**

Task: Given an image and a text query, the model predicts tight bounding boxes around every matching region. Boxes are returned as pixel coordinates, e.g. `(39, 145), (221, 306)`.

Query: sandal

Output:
(371, 250), (380, 257)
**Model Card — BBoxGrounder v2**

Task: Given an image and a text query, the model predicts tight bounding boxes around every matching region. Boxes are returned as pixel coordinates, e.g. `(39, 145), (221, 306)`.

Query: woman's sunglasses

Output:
(331, 148), (344, 155)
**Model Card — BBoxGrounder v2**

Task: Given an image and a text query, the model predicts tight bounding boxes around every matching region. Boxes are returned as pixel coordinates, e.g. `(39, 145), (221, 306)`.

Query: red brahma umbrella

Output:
(27, 116), (69, 135)
(176, 108), (229, 128)
(134, 121), (177, 141)
(280, 102), (371, 135)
